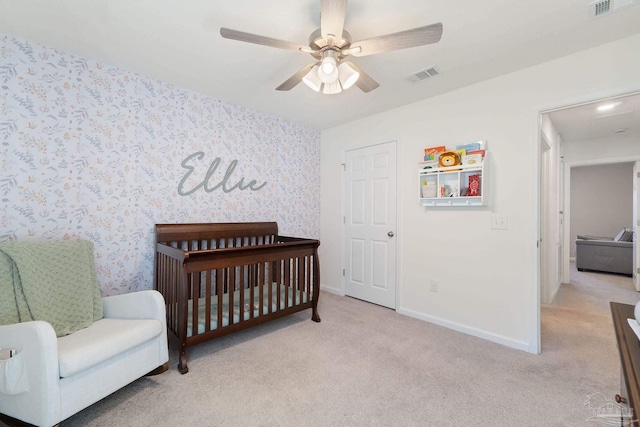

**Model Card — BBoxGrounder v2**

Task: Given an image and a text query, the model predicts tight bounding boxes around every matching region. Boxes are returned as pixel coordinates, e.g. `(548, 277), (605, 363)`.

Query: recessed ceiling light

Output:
(597, 102), (620, 111)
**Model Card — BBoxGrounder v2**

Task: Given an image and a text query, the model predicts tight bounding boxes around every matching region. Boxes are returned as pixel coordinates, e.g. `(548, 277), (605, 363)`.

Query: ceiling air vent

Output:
(592, 0), (612, 16)
(590, 0), (639, 17)
(406, 66), (440, 83)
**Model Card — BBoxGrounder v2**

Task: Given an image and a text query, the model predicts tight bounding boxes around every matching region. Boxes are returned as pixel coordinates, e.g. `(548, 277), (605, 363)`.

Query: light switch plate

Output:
(491, 215), (508, 230)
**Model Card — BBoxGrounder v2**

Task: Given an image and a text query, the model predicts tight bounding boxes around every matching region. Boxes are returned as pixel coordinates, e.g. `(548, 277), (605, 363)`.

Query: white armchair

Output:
(0, 290), (169, 427)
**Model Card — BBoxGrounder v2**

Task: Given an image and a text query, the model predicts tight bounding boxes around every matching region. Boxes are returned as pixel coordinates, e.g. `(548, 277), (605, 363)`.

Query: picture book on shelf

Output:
(423, 145), (446, 160)
(468, 149), (486, 157)
(453, 148), (466, 159)
(420, 141), (488, 167)
(468, 174), (481, 196)
(462, 154), (483, 165)
(456, 140), (486, 153)
(419, 160), (439, 170)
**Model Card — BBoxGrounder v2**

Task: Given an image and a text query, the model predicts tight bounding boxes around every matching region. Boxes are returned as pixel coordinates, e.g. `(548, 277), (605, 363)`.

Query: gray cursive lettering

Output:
(177, 152), (267, 196)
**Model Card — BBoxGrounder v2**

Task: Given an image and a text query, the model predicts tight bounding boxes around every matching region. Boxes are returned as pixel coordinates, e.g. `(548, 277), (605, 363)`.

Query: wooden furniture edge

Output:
(156, 222), (278, 242)
(611, 301), (640, 424)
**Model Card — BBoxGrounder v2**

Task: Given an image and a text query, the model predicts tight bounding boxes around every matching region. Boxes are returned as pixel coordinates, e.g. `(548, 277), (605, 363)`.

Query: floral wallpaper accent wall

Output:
(0, 33), (320, 295)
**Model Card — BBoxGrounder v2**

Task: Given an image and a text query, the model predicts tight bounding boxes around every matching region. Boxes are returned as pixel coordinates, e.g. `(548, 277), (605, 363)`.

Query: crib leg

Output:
(178, 347), (189, 374)
(311, 305), (321, 323)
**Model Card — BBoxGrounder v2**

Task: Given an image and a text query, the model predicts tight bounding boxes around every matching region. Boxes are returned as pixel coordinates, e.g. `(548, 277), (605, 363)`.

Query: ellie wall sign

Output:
(177, 151), (267, 196)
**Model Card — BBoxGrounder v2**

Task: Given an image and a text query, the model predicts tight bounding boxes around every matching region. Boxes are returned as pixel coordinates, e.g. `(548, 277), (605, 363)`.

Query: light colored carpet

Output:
(57, 264), (638, 426)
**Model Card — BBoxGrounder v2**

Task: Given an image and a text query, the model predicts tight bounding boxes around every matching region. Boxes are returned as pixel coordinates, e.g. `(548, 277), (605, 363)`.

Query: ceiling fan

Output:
(220, 0), (443, 95)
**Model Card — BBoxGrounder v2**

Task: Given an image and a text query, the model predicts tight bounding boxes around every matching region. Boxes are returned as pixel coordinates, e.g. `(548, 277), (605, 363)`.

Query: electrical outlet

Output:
(430, 279), (439, 293)
(491, 215), (508, 230)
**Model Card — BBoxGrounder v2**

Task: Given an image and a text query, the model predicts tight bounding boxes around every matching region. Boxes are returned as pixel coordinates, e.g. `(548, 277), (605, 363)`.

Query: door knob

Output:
(388, 231), (395, 237)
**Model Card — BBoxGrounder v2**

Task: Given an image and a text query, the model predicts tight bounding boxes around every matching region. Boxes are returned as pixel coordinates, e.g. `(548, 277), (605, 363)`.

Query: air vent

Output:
(592, 0), (612, 16)
(406, 66), (440, 83)
(590, 0), (639, 17)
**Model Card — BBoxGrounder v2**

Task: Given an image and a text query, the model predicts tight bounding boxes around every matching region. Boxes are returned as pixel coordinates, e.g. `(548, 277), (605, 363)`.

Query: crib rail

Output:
(156, 222), (278, 251)
(154, 223), (320, 374)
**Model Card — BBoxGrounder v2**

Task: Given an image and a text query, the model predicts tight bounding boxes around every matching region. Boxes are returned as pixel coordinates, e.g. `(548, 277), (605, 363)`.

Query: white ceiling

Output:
(1, 0), (640, 130)
(546, 92), (640, 142)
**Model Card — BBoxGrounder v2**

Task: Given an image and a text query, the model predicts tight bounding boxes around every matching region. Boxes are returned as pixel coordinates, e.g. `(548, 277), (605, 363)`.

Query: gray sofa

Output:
(575, 228), (633, 276)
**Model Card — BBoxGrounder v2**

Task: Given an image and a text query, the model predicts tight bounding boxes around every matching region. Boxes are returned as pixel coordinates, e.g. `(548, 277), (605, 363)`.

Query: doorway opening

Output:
(538, 91), (640, 350)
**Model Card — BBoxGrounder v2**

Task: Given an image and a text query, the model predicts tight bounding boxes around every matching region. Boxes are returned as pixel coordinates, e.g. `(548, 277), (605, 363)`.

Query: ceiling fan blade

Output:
(343, 61), (380, 93)
(348, 23), (443, 57)
(321, 0), (347, 42)
(220, 28), (314, 53)
(276, 63), (316, 91)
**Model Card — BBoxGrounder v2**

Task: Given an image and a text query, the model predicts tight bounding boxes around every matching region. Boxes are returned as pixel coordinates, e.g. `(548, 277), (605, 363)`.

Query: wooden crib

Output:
(154, 222), (320, 374)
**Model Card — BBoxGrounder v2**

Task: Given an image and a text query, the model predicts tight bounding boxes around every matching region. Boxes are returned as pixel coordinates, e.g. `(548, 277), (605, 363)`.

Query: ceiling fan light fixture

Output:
(221, 4), (444, 95)
(338, 62), (360, 89)
(321, 57), (336, 75)
(322, 80), (342, 95)
(317, 51), (339, 84)
(302, 65), (322, 92)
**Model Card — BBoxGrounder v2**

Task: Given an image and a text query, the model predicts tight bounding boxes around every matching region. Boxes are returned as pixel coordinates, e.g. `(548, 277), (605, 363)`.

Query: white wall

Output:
(320, 33), (640, 353)
(563, 133), (640, 164)
(570, 163), (634, 257)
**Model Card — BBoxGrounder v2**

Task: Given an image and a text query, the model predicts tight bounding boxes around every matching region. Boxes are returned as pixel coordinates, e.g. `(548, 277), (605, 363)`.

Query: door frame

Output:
(537, 90), (640, 356)
(340, 139), (402, 310)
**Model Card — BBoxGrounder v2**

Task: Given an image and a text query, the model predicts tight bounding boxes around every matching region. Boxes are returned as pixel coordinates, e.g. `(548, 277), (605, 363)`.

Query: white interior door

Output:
(344, 141), (397, 309)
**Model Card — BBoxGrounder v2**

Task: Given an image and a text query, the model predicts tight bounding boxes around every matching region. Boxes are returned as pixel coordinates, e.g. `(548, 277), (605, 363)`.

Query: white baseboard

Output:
(320, 285), (342, 296)
(397, 307), (532, 353)
(320, 291), (532, 353)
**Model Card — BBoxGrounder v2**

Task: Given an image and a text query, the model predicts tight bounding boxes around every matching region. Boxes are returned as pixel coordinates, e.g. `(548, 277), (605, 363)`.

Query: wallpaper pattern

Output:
(0, 33), (320, 295)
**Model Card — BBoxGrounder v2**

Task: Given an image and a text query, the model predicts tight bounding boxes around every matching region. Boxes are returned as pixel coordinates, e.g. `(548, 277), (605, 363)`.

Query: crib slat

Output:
(304, 256), (312, 301)
(284, 258), (290, 309)
(239, 265), (245, 322)
(159, 254), (167, 328)
(168, 256), (174, 331)
(275, 260), (281, 312)
(298, 256), (305, 305)
(169, 255), (177, 333)
(191, 273), (198, 337)
(267, 262), (273, 315)
(291, 257), (297, 307)
(228, 267), (235, 325)
(169, 256), (175, 332)
(300, 256), (305, 302)
(205, 270), (212, 333)
(250, 264), (256, 319)
(258, 262), (264, 316)
(217, 268), (223, 329)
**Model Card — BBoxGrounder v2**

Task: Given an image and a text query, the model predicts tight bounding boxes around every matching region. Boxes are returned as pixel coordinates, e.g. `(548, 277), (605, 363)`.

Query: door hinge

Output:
(343, 216), (346, 224)
(342, 269), (345, 276)
(342, 163), (346, 171)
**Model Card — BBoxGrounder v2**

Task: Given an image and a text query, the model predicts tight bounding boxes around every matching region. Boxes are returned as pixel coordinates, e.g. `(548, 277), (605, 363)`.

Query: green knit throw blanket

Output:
(0, 240), (103, 336)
